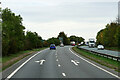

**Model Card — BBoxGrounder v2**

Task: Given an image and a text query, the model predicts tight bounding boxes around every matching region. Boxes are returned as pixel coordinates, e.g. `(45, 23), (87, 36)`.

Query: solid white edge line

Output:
(69, 48), (120, 79)
(62, 73), (66, 77)
(6, 48), (48, 80)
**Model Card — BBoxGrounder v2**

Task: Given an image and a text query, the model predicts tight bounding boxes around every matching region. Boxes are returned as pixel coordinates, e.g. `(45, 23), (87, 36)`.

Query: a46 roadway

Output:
(7, 46), (120, 79)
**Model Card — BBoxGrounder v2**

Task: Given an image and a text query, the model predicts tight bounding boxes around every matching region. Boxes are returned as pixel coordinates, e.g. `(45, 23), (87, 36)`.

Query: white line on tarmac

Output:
(55, 53), (57, 56)
(69, 48), (120, 79)
(39, 60), (45, 65)
(56, 55), (58, 58)
(56, 59), (58, 61)
(62, 73), (66, 77)
(6, 48), (48, 80)
(71, 60), (78, 66)
(58, 64), (61, 67)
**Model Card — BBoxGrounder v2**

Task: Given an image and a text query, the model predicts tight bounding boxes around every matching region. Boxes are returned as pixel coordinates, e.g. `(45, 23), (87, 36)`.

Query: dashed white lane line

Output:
(55, 51), (57, 55)
(58, 64), (61, 67)
(69, 48), (120, 79)
(56, 59), (58, 61)
(56, 56), (57, 58)
(62, 73), (66, 77)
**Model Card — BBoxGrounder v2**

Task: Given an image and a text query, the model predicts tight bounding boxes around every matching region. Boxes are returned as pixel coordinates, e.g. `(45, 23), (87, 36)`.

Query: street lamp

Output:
(118, 1), (120, 24)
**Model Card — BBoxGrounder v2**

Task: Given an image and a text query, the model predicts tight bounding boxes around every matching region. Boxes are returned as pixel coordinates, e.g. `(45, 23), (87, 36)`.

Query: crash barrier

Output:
(78, 47), (120, 62)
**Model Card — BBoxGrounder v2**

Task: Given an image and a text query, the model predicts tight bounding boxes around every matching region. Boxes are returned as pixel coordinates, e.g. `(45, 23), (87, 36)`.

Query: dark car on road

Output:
(50, 44), (56, 50)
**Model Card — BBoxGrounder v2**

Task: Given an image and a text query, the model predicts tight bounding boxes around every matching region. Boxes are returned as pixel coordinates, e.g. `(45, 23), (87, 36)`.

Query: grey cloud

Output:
(2, 0), (118, 40)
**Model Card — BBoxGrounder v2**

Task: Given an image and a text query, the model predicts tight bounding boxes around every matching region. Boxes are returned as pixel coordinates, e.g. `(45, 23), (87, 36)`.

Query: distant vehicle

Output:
(50, 44), (56, 50)
(77, 43), (81, 48)
(88, 38), (95, 48)
(77, 44), (81, 46)
(81, 42), (84, 45)
(85, 42), (89, 46)
(60, 43), (64, 47)
(97, 45), (104, 50)
(71, 41), (75, 46)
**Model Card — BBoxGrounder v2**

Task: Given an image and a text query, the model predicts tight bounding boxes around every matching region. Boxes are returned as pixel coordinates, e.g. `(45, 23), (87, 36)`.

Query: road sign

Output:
(59, 37), (63, 43)
(59, 37), (63, 41)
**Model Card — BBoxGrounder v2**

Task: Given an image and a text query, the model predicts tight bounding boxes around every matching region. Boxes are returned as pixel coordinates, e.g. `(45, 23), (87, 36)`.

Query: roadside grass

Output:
(105, 47), (120, 51)
(0, 58), (2, 72)
(0, 58), (2, 63)
(2, 47), (47, 71)
(72, 47), (119, 72)
(2, 47), (47, 63)
(2, 59), (20, 71)
(2, 50), (31, 63)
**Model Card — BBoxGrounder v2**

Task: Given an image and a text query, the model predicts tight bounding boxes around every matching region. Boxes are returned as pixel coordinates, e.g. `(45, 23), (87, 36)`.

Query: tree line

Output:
(68, 35), (84, 44)
(2, 8), (85, 56)
(57, 32), (85, 45)
(96, 22), (120, 48)
(2, 8), (49, 56)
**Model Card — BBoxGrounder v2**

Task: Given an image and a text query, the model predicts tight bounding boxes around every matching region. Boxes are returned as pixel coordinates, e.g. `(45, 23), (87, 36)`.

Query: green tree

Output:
(2, 8), (25, 56)
(43, 40), (49, 47)
(96, 22), (119, 47)
(115, 25), (120, 48)
(47, 37), (60, 46)
(69, 35), (76, 42)
(96, 29), (104, 45)
(69, 35), (84, 44)
(24, 31), (43, 50)
(57, 32), (70, 45)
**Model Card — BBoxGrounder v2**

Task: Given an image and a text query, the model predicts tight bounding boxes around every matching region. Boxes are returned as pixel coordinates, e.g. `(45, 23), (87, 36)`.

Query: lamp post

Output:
(118, 1), (120, 24)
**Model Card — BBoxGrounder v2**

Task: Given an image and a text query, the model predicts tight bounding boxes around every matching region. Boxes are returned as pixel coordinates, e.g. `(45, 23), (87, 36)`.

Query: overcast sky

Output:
(2, 0), (119, 41)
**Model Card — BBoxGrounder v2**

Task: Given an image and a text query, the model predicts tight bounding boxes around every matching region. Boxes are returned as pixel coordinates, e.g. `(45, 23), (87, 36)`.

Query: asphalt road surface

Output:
(7, 46), (119, 79)
(80, 46), (119, 57)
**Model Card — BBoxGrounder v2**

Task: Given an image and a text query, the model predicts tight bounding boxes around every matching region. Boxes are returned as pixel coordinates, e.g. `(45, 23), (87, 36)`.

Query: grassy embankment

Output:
(2, 47), (48, 71)
(72, 47), (119, 72)
(105, 47), (120, 52)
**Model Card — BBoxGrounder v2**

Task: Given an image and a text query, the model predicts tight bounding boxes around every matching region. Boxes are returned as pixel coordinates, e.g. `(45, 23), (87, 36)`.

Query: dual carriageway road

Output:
(4, 46), (120, 79)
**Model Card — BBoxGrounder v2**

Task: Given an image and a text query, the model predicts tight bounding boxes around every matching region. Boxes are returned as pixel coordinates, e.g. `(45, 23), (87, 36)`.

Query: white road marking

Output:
(35, 60), (45, 65)
(69, 48), (120, 79)
(6, 48), (48, 80)
(71, 60), (78, 66)
(55, 53), (57, 56)
(56, 59), (58, 61)
(58, 64), (61, 67)
(74, 60), (80, 64)
(35, 61), (40, 63)
(39, 60), (45, 65)
(56, 55), (58, 58)
(62, 73), (66, 77)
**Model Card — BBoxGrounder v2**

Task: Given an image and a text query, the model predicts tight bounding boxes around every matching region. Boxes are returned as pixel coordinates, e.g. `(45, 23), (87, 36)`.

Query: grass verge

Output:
(105, 47), (120, 52)
(72, 47), (119, 72)
(2, 47), (47, 71)
(0, 58), (2, 63)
